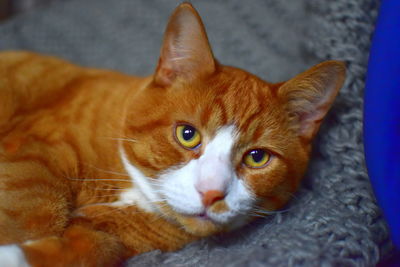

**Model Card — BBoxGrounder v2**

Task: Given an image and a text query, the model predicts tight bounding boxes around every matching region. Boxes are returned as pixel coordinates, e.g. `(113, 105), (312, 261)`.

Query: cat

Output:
(0, 2), (345, 267)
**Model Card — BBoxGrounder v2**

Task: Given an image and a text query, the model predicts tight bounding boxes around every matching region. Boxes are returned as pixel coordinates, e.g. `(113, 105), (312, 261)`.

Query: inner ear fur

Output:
(277, 60), (346, 140)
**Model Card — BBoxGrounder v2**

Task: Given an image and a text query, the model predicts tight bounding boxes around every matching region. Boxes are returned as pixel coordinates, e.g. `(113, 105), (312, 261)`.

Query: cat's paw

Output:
(0, 244), (30, 267)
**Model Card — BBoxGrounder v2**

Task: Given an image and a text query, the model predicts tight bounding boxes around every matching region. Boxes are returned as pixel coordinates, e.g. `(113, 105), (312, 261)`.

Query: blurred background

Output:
(0, 0), (63, 20)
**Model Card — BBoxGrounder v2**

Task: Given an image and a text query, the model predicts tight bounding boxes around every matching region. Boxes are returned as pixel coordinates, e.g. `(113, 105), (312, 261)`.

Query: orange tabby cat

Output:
(0, 2), (345, 267)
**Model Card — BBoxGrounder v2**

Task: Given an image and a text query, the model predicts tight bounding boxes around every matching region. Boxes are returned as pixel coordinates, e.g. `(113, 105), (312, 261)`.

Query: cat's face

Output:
(120, 3), (345, 236)
(122, 68), (311, 236)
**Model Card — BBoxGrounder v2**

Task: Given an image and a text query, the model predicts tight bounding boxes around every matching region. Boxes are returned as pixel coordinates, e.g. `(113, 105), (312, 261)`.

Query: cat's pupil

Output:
(182, 126), (195, 141)
(250, 149), (264, 162)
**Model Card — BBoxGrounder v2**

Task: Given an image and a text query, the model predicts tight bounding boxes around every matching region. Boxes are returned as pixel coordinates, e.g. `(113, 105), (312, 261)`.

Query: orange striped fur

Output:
(0, 3), (345, 266)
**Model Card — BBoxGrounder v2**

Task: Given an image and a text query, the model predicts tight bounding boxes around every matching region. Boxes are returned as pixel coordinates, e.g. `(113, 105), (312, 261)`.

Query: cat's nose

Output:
(201, 190), (225, 207)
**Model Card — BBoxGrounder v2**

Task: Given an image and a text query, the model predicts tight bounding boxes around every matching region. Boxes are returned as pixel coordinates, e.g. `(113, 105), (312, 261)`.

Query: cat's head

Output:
(121, 3), (345, 236)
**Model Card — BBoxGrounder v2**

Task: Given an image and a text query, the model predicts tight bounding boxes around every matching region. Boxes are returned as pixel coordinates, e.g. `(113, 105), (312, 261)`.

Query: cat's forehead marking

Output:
(204, 125), (237, 152)
(200, 98), (228, 127)
(203, 71), (273, 134)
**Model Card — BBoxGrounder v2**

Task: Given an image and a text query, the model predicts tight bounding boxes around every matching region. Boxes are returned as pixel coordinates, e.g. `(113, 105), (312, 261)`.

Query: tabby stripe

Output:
(147, 215), (191, 243)
(5, 155), (59, 178)
(251, 124), (265, 143)
(234, 90), (252, 123)
(88, 94), (105, 158)
(3, 177), (56, 191)
(96, 209), (157, 250)
(128, 118), (170, 133)
(240, 107), (264, 133)
(241, 85), (265, 132)
(22, 62), (61, 102)
(136, 212), (193, 249)
(214, 98), (228, 125)
(13, 69), (82, 116)
(72, 90), (92, 124)
(63, 131), (85, 177)
(23, 212), (58, 231)
(132, 216), (176, 249)
(200, 104), (213, 127)
(212, 77), (231, 96)
(123, 144), (163, 172)
(149, 134), (184, 167)
(29, 134), (62, 147)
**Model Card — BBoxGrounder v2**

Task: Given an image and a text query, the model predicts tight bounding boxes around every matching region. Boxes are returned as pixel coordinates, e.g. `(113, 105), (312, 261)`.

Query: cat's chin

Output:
(158, 205), (225, 237)
(175, 213), (224, 237)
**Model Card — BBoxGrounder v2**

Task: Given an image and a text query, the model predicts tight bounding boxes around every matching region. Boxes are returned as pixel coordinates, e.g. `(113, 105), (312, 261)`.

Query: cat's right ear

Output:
(154, 2), (216, 87)
(277, 61), (346, 141)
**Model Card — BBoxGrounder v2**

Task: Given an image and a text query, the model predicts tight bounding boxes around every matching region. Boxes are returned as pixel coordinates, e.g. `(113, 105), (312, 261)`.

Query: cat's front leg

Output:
(0, 223), (127, 267)
(0, 204), (195, 266)
(73, 203), (196, 254)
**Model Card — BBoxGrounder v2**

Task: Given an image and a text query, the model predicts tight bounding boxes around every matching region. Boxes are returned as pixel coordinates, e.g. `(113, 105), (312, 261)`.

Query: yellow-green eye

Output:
(243, 149), (270, 168)
(175, 125), (201, 149)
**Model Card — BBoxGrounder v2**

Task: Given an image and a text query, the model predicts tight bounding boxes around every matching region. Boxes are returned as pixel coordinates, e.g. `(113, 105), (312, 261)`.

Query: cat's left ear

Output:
(154, 2), (216, 87)
(277, 61), (346, 140)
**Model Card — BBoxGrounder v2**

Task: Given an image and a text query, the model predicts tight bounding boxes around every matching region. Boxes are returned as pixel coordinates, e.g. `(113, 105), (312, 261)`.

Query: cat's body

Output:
(0, 3), (345, 267)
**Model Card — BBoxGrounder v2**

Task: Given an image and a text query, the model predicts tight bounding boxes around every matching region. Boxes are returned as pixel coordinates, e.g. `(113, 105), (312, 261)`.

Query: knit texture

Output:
(0, 0), (394, 266)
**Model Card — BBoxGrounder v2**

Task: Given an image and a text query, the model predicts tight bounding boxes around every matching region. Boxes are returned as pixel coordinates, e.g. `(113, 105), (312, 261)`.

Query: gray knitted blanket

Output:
(0, 0), (393, 266)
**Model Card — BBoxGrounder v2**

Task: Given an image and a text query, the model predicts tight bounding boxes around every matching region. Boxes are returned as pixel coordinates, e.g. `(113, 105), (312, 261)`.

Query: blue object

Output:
(364, 1), (400, 249)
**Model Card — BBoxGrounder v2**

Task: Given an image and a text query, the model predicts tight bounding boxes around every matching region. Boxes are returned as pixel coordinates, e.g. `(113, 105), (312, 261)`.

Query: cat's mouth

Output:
(174, 210), (217, 223)
(157, 204), (226, 236)
(176, 212), (224, 236)
(174, 206), (228, 224)
(191, 211), (215, 222)
(196, 212), (208, 219)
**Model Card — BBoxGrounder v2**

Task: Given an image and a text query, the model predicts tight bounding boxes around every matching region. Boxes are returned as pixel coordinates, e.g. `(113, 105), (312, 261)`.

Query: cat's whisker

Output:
(82, 163), (130, 177)
(73, 183), (129, 192)
(144, 179), (161, 185)
(149, 214), (167, 223)
(81, 208), (123, 219)
(253, 207), (289, 214)
(102, 137), (138, 144)
(66, 177), (131, 183)
(146, 185), (163, 191)
(80, 203), (152, 219)
(90, 188), (128, 191)
(280, 191), (299, 200)
(150, 192), (166, 199)
(146, 181), (163, 188)
(252, 190), (310, 217)
(152, 199), (169, 205)
(62, 175), (129, 189)
(244, 209), (278, 218)
(249, 211), (274, 217)
(123, 203), (169, 218)
(86, 194), (123, 199)
(249, 213), (272, 219)
(149, 206), (173, 221)
(251, 205), (292, 217)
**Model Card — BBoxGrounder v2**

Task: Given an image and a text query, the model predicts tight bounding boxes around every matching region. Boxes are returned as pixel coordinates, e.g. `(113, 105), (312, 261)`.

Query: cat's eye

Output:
(243, 149), (271, 168)
(175, 124), (201, 149)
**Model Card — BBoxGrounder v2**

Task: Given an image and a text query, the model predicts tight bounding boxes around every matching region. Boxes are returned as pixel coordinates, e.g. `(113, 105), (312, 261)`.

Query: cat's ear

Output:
(277, 61), (346, 140)
(154, 2), (216, 87)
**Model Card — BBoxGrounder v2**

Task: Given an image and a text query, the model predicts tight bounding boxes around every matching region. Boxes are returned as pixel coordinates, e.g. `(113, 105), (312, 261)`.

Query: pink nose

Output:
(201, 190), (225, 207)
